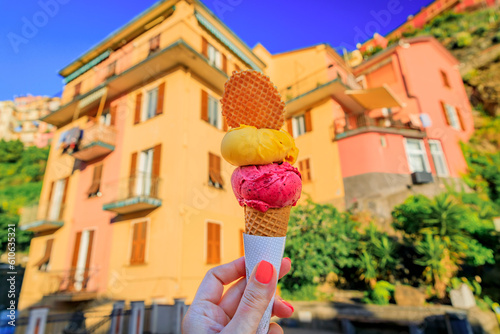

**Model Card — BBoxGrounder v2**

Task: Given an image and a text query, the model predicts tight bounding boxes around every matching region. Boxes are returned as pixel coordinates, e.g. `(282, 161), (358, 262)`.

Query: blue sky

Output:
(0, 0), (432, 100)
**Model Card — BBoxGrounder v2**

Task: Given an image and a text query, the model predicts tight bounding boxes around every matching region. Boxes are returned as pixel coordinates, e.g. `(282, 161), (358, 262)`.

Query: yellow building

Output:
(19, 0), (348, 311)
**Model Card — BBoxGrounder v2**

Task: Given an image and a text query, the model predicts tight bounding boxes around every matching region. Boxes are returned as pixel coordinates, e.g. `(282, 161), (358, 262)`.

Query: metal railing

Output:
(111, 172), (162, 202)
(39, 268), (99, 296)
(19, 202), (66, 227)
(333, 113), (420, 136)
(79, 123), (117, 148)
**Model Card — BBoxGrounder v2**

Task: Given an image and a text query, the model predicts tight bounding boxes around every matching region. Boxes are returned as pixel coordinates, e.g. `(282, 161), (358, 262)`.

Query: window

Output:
(208, 44), (222, 69)
(87, 164), (103, 198)
(440, 70), (450, 88)
(74, 82), (82, 99)
(48, 178), (68, 220)
(288, 110), (312, 138)
(149, 34), (160, 55)
(106, 61), (116, 79)
(71, 229), (94, 291)
(207, 222), (221, 264)
(34, 239), (53, 271)
(130, 221), (148, 265)
(404, 138), (430, 173)
(298, 159), (312, 183)
(143, 87), (158, 121)
(429, 140), (449, 177)
(134, 83), (165, 124)
(130, 145), (161, 197)
(200, 90), (223, 130)
(208, 153), (224, 189)
(441, 102), (463, 130)
(380, 135), (387, 148)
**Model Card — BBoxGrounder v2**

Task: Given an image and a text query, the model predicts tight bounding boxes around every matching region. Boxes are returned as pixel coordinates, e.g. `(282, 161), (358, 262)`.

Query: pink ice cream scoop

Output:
(231, 162), (302, 212)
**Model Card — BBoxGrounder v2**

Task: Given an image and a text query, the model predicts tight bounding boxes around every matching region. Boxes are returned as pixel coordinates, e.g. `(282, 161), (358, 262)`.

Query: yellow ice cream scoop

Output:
(221, 125), (298, 166)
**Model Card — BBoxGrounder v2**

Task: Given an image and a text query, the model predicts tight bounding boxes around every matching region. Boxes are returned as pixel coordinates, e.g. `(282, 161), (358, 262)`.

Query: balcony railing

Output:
(332, 113), (423, 140)
(19, 202), (65, 233)
(103, 173), (162, 214)
(71, 123), (116, 161)
(40, 268), (98, 301)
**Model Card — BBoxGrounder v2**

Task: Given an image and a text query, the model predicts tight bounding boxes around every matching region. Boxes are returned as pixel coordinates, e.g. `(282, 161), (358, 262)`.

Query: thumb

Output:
(222, 260), (277, 334)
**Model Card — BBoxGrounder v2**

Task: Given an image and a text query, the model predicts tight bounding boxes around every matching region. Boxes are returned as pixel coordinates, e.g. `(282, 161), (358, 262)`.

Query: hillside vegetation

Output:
(0, 140), (49, 251)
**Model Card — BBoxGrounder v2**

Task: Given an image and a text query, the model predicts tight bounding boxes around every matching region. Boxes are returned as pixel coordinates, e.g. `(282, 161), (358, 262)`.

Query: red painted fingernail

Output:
(284, 257), (291, 264)
(282, 300), (294, 312)
(255, 260), (273, 284)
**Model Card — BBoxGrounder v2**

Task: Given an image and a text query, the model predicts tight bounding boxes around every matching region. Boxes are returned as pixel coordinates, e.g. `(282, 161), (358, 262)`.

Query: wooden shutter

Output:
(440, 101), (450, 125)
(305, 109), (312, 132)
(87, 164), (103, 196)
(222, 54), (227, 73)
(153, 145), (162, 177)
(223, 117), (228, 131)
(131, 221), (147, 265)
(129, 152), (137, 197)
(156, 83), (165, 115)
(207, 223), (220, 264)
(286, 118), (293, 135)
(208, 153), (224, 186)
(71, 232), (82, 269)
(456, 107), (466, 131)
(34, 238), (54, 268)
(240, 229), (244, 257)
(110, 105), (117, 126)
(235, 64), (241, 72)
(60, 177), (69, 219)
(202, 37), (208, 57)
(48, 181), (55, 204)
(134, 93), (142, 124)
(201, 90), (209, 122)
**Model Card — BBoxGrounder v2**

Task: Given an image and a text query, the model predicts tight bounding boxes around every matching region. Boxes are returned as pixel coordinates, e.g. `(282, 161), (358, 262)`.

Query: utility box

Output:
(411, 171), (433, 185)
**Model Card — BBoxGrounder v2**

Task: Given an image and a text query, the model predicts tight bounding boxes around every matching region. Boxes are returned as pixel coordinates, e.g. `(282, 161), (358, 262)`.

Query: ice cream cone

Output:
(244, 206), (291, 237)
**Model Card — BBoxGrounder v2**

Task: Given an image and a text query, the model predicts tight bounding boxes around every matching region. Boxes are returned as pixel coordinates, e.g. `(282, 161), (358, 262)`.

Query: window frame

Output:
(444, 103), (461, 130)
(404, 138), (431, 173)
(207, 44), (222, 70)
(440, 70), (450, 88)
(142, 87), (159, 122)
(207, 95), (222, 129)
(429, 139), (449, 177)
(298, 158), (312, 183)
(292, 114), (306, 138)
(206, 221), (222, 265)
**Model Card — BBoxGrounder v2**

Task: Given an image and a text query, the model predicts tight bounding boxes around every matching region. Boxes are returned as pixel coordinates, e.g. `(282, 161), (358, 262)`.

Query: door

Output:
(136, 149), (153, 196)
(48, 179), (66, 220)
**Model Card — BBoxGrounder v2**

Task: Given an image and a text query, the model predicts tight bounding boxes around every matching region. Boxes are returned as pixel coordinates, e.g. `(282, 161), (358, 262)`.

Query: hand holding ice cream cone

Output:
(220, 70), (302, 333)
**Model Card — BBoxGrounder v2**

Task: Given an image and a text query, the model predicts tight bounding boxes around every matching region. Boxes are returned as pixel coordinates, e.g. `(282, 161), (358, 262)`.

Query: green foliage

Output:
(363, 281), (395, 305)
(0, 140), (49, 252)
(455, 32), (473, 48)
(281, 199), (361, 292)
(280, 284), (318, 301)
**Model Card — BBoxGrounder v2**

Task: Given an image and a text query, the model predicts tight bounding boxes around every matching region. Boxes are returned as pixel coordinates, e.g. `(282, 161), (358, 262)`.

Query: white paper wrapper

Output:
(243, 233), (287, 334)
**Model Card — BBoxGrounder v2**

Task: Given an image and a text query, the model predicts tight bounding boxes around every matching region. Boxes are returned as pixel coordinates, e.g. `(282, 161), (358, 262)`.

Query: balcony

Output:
(71, 123), (116, 161)
(332, 113), (424, 140)
(103, 173), (162, 214)
(41, 269), (98, 302)
(19, 203), (64, 233)
(43, 39), (228, 127)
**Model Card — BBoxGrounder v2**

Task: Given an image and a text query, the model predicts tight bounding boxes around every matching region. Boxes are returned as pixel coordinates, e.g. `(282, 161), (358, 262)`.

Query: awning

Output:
(195, 11), (261, 71)
(63, 50), (111, 84)
(78, 86), (107, 110)
(345, 84), (405, 110)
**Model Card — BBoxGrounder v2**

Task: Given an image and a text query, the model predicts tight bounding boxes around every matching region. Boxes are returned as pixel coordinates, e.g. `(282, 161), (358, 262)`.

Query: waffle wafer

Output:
(244, 206), (291, 237)
(221, 70), (286, 130)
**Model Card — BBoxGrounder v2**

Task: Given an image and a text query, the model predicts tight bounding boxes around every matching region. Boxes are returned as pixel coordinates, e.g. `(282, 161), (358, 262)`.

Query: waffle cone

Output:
(221, 70), (285, 130)
(244, 206), (291, 237)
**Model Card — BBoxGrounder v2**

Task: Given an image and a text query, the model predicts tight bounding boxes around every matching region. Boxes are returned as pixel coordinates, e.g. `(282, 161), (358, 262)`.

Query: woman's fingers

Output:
(268, 323), (284, 334)
(193, 257), (246, 304)
(222, 261), (277, 334)
(272, 295), (294, 318)
(218, 257), (292, 318)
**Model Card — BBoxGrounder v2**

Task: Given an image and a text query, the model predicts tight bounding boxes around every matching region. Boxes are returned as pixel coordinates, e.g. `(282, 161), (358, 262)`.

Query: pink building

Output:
(337, 36), (473, 216)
